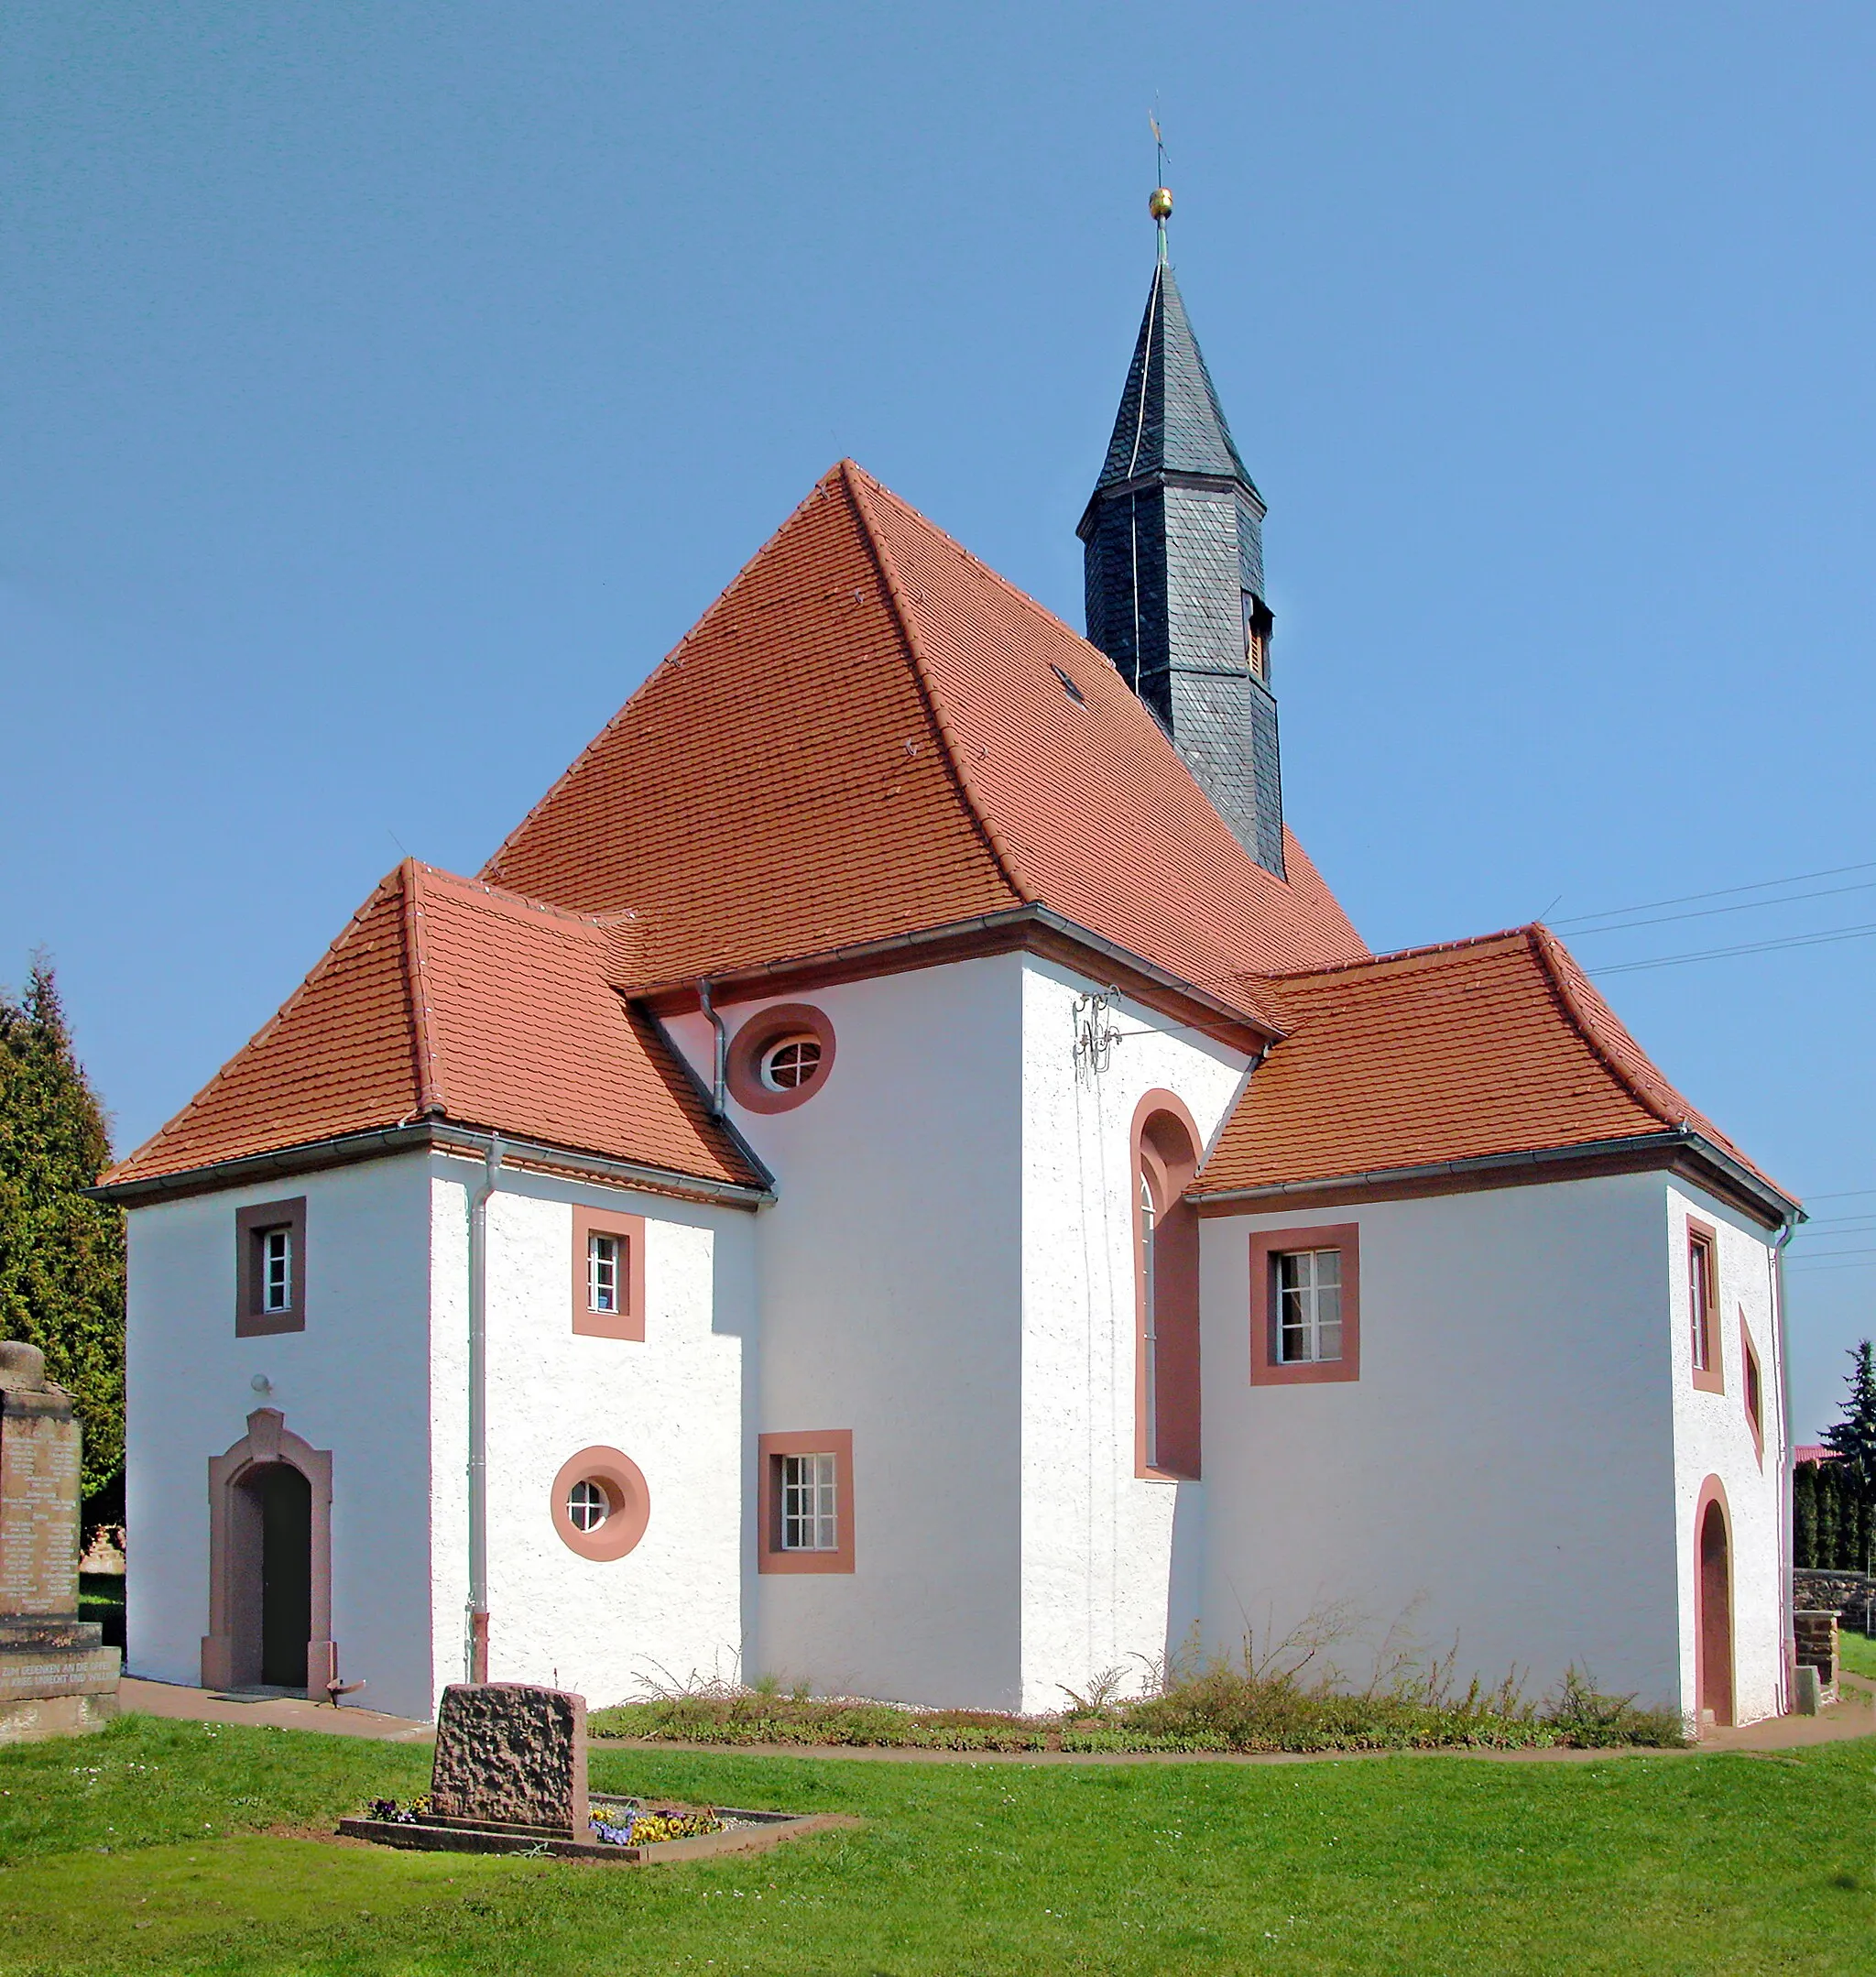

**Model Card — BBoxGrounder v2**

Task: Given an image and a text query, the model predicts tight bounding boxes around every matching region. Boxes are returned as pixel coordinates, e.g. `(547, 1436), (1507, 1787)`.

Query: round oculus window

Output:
(549, 1446), (650, 1560)
(759, 1035), (823, 1092)
(725, 1002), (836, 1113)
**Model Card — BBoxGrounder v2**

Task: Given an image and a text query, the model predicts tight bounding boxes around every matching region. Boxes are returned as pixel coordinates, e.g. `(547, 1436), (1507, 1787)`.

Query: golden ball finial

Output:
(1149, 186), (1173, 221)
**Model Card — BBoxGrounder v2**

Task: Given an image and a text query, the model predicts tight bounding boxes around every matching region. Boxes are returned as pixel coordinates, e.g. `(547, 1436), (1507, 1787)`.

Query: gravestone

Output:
(429, 1682), (588, 1834)
(0, 1343), (120, 1742)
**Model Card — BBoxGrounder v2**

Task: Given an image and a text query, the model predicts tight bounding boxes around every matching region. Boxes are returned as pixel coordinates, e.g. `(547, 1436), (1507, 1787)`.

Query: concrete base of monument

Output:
(0, 1691), (119, 1744)
(339, 1796), (858, 1864)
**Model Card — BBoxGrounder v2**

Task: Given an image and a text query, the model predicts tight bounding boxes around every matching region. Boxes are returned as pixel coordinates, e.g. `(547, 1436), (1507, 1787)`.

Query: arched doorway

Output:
(202, 1408), (334, 1695)
(1696, 1484), (1734, 1729)
(251, 1463), (312, 1687)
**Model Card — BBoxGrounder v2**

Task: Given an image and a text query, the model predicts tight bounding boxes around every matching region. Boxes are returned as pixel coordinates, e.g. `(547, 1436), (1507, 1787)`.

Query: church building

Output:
(100, 195), (1798, 1730)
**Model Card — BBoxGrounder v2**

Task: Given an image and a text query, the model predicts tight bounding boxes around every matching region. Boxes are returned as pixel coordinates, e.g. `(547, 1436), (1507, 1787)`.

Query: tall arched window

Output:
(1132, 1093), (1202, 1480)
(1140, 1168), (1161, 1471)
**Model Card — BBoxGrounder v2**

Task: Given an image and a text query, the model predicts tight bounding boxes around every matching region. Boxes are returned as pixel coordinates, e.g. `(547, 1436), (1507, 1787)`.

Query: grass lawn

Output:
(0, 1715), (1871, 1975)
(1838, 1629), (1876, 1680)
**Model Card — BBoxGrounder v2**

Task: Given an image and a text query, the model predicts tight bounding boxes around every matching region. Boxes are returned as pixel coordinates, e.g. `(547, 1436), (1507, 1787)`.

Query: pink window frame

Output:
(1688, 1219), (1723, 1394)
(1249, 1223), (1361, 1386)
(757, 1429), (855, 1574)
(1132, 1089), (1202, 1480)
(573, 1207), (646, 1341)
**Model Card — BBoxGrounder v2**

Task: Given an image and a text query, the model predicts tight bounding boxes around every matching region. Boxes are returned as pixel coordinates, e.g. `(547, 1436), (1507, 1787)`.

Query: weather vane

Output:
(1148, 107), (1172, 257)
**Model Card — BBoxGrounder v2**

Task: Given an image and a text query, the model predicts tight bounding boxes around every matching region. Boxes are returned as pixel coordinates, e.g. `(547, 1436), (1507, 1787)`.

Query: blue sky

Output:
(3, 3), (1871, 1437)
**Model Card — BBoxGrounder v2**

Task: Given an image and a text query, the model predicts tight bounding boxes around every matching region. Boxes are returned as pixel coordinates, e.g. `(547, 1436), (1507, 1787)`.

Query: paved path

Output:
(118, 1671), (1876, 1764)
(120, 1677), (431, 1742)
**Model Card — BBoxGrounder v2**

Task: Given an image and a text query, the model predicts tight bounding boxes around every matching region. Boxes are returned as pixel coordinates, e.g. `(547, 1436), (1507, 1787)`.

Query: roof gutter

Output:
(86, 1121), (774, 1211)
(1191, 1128), (1800, 1230)
(628, 903), (1280, 1052)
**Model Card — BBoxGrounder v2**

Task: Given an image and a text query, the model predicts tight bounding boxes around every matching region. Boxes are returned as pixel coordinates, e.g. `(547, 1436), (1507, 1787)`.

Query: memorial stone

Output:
(429, 1682), (589, 1834)
(0, 1342), (120, 1742)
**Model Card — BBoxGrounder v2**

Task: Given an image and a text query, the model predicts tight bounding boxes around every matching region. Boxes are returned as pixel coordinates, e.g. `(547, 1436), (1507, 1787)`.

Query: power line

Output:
(1786, 1260), (1876, 1274)
(1564, 879), (1876, 939)
(1803, 1187), (1876, 1202)
(1587, 920), (1876, 977)
(1552, 858), (1876, 931)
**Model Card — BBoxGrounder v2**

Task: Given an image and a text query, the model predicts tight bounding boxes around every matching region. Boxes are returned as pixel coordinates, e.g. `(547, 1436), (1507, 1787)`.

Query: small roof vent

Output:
(1050, 663), (1086, 707)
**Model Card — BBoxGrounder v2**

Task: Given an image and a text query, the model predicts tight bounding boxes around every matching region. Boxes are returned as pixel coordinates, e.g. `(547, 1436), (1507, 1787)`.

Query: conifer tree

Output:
(0, 958), (125, 1498)
(1823, 1340), (1876, 1502)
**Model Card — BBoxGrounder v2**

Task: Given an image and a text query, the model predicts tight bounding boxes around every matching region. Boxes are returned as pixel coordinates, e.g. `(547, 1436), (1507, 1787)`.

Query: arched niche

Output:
(1133, 1089), (1203, 1480)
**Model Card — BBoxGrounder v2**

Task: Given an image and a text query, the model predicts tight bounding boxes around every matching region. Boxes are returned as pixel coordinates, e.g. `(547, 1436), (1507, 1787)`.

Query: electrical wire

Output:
(1552, 858), (1876, 931)
(1586, 919), (1876, 977)
(1563, 878), (1876, 938)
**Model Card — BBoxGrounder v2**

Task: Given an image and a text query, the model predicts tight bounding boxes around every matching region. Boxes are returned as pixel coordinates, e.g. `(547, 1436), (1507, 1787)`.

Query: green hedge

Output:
(1794, 1458), (1872, 1570)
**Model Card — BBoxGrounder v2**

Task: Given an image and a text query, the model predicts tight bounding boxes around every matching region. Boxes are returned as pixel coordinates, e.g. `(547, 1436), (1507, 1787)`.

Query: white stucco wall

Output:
(125, 1154), (436, 1718)
(426, 1159), (752, 1713)
(1017, 960), (1247, 1713)
(667, 956), (1025, 1708)
(1200, 1174), (1694, 1713)
(1666, 1183), (1786, 1725)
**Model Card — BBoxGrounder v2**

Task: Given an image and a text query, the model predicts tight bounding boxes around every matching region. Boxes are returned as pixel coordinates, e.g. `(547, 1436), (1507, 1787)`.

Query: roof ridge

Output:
(847, 462), (1122, 682)
(1525, 923), (1683, 1133)
(480, 468), (848, 893)
(840, 461), (1031, 906)
(398, 860), (446, 1119)
(1253, 924), (1535, 986)
(420, 861), (610, 930)
(104, 867), (415, 1182)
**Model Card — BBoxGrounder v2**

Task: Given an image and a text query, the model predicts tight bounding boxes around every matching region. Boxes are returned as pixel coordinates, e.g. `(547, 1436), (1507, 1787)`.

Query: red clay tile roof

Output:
(484, 461), (1367, 1018)
(1192, 924), (1792, 1203)
(103, 861), (762, 1195)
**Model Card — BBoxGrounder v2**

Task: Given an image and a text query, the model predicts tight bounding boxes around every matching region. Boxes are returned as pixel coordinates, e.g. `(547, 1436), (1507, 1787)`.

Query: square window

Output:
(235, 1197), (306, 1336)
(572, 1208), (645, 1339)
(1249, 1224), (1360, 1386)
(758, 1430), (854, 1574)
(780, 1453), (839, 1552)
(1276, 1249), (1342, 1363)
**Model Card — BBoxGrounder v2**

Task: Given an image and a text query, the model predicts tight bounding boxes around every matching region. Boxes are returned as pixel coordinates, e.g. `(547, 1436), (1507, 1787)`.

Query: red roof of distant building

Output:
(485, 461), (1367, 1021)
(1794, 1446), (1838, 1466)
(103, 861), (762, 1196)
(1193, 925), (1793, 1207)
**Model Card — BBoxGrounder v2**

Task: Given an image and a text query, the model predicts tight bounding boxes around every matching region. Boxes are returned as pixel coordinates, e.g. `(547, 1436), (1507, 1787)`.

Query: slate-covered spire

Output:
(1079, 190), (1284, 877)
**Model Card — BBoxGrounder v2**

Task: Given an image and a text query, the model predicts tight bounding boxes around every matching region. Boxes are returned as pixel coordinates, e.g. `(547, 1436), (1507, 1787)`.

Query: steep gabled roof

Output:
(485, 462), (1364, 1016)
(102, 861), (762, 1196)
(1091, 259), (1256, 499)
(1192, 925), (1794, 1209)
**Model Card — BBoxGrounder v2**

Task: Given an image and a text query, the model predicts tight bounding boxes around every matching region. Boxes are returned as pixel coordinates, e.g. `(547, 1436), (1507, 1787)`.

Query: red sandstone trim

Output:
(1687, 1218), (1723, 1395)
(1248, 1223), (1361, 1387)
(1694, 1474), (1735, 1728)
(1132, 1090), (1202, 1480)
(550, 1447), (651, 1562)
(572, 1206), (647, 1341)
(202, 1407), (333, 1693)
(234, 1197), (307, 1337)
(725, 1004), (837, 1115)
(757, 1429), (856, 1575)
(1740, 1311), (1764, 1467)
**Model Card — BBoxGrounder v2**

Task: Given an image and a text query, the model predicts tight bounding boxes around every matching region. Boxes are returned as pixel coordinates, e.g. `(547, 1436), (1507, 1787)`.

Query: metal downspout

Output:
(699, 979), (727, 1116)
(1772, 1213), (1798, 1711)
(465, 1133), (503, 1682)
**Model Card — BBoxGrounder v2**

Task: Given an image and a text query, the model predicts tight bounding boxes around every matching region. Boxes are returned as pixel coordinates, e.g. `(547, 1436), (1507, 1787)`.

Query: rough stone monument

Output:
(0, 1342), (120, 1742)
(429, 1682), (588, 1834)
